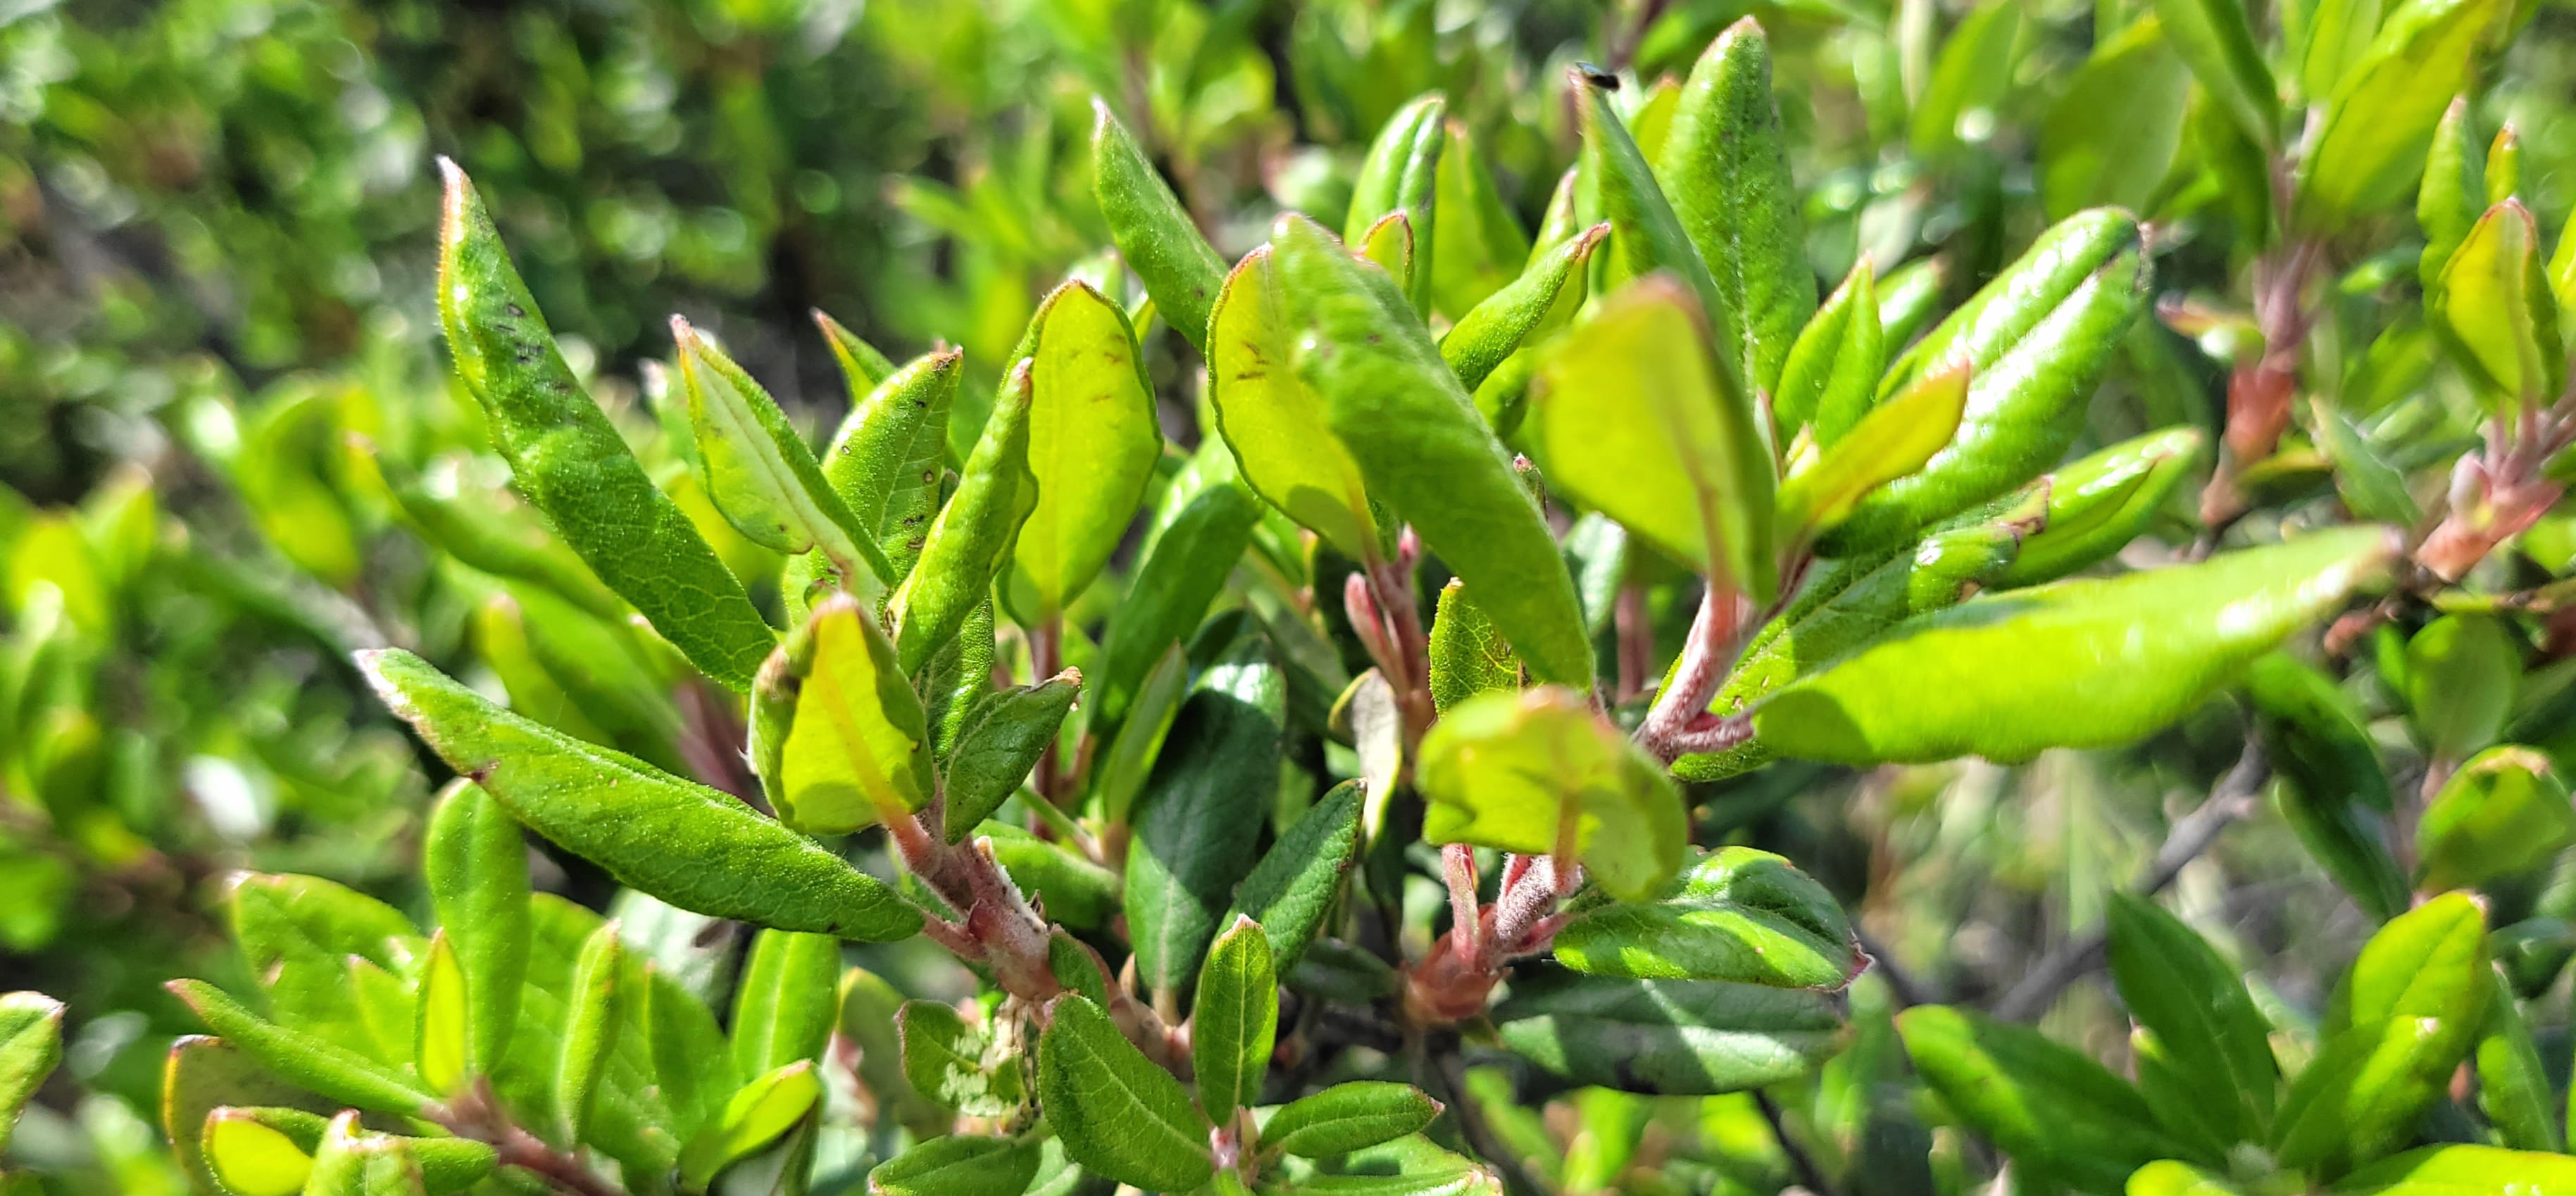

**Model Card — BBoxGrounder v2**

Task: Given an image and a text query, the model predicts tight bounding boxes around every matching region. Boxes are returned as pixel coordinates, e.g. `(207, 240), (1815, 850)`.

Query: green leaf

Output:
(1775, 260), (1884, 444)
(1220, 781), (1363, 968)
(1427, 579), (1519, 716)
(414, 932), (468, 1095)
(985, 827), (1123, 933)
(301, 1112), (427, 1196)
(1270, 213), (1594, 686)
(1344, 93), (1446, 313)
(2404, 614), (2518, 762)
(433, 161), (773, 691)
(1037, 995), (1215, 1193)
(2417, 745), (2575, 890)
(1092, 480), (1259, 733)
(1529, 276), (1777, 602)
(940, 672), (1079, 842)
(1673, 498), (2036, 781)
(1777, 364), (1969, 543)
(1439, 223), (1606, 394)
(163, 1037), (337, 1196)
(813, 309), (897, 392)
(1910, 1), (2023, 161)
(2125, 1160), (2242, 1196)
(2153, 0), (2280, 151)
(2297, 0), (2388, 105)
(916, 599), (996, 762)
(1574, 73), (1737, 398)
(204, 1109), (315, 1196)
(422, 781), (529, 1081)
(1092, 99), (1227, 355)
(1208, 246), (1378, 563)
(2330, 1145), (2576, 1195)
(1877, 256), (1951, 348)
(1754, 527), (2400, 764)
(2345, 890), (2496, 1027)
(896, 1000), (1024, 1118)
(1493, 970), (1848, 1095)
(2039, 16), (2193, 220)
(2274, 1016), (2475, 1177)
(0, 992), (62, 1154)
(730, 931), (839, 1081)
(677, 1061), (823, 1192)
(2298, 0), (2506, 227)
(819, 346), (961, 585)
(866, 1135), (1042, 1196)
(1895, 1005), (2187, 1190)
(674, 320), (894, 599)
(1099, 644), (1190, 829)
(1824, 208), (2151, 553)
(1292, 1137), (1502, 1195)
(2471, 974), (2558, 1151)
(1660, 17), (1816, 394)
(2430, 200), (2565, 409)
(1259, 1082), (1444, 1160)
(1430, 121), (1536, 322)
(1014, 281), (1162, 617)
(763, 593), (934, 835)
(1126, 636), (1284, 994)
(555, 921), (626, 1143)
(1553, 848), (1861, 989)
(838, 969), (942, 1138)
(165, 981), (435, 1119)
(1358, 212), (1416, 298)
(1991, 426), (2203, 587)
(2418, 98), (2487, 287)
(892, 363), (1036, 674)
(1418, 687), (1685, 902)
(361, 648), (922, 942)
(1193, 915), (1277, 1126)
(2103, 893), (2277, 1143)
(2248, 654), (2399, 822)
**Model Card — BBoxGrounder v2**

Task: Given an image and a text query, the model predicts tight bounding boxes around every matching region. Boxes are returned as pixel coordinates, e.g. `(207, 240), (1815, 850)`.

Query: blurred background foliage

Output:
(5, 0), (2576, 1192)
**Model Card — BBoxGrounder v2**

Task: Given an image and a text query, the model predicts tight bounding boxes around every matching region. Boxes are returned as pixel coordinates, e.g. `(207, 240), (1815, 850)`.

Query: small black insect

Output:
(1574, 61), (1620, 89)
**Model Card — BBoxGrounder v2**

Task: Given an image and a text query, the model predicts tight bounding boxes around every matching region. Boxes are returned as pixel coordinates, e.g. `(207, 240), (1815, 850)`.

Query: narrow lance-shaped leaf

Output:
(1660, 17), (1816, 394)
(1776, 364), (1970, 543)
(1091, 99), (1227, 354)
(1220, 781), (1363, 968)
(1037, 995), (1215, 1192)
(1193, 916), (1277, 1126)
(1756, 527), (2401, 764)
(2153, 0), (2280, 151)
(1013, 282), (1161, 619)
(868, 1136), (1042, 1196)
(423, 781), (528, 1081)
(556, 921), (626, 1143)
(1432, 119), (1536, 320)
(2418, 98), (2487, 287)
(1531, 276), (1777, 603)
(1207, 246), (1378, 561)
(1439, 222), (1607, 394)
(2105, 893), (2278, 1143)
(1823, 208), (2151, 553)
(940, 670), (1080, 841)
(1418, 687), (1687, 901)
(1125, 635), (1284, 995)
(1989, 425), (2203, 587)
(892, 362), (1035, 673)
(1270, 213), (1594, 686)
(676, 1061), (823, 1192)
(1360, 211), (1417, 299)
(415, 932), (468, 1095)
(1493, 971), (1849, 1095)
(1345, 93), (1446, 313)
(0, 992), (63, 1154)
(1775, 260), (1884, 443)
(673, 320), (894, 599)
(812, 309), (896, 391)
(2430, 200), (2564, 410)
(164, 981), (435, 1119)
(820, 346), (961, 585)
(1896, 1005), (2189, 1190)
(755, 593), (933, 836)
(1092, 478), (1258, 732)
(2297, 0), (2505, 227)
(1573, 71), (1741, 406)
(361, 648), (922, 941)
(434, 161), (773, 691)
(731, 930), (841, 1079)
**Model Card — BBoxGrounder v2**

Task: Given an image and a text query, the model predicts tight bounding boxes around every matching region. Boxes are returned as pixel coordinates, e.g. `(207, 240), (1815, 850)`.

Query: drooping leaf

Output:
(1036, 995), (1215, 1193)
(1754, 527), (2400, 764)
(434, 162), (773, 691)
(1270, 214), (1594, 686)
(1660, 17), (1816, 394)
(1530, 276), (1777, 602)
(361, 649), (921, 942)
(1553, 848), (1862, 989)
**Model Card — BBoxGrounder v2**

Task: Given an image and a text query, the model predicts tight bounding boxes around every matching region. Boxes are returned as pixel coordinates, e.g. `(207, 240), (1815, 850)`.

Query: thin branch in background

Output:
(1425, 1047), (1550, 1196)
(1755, 1089), (1842, 1196)
(1855, 926), (1934, 1009)
(1994, 742), (2270, 1021)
